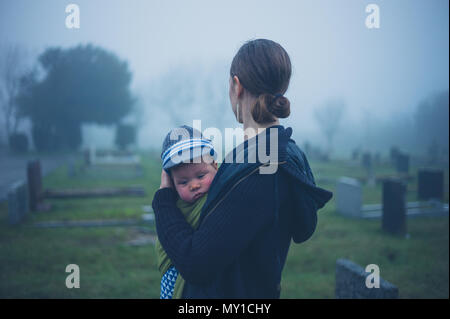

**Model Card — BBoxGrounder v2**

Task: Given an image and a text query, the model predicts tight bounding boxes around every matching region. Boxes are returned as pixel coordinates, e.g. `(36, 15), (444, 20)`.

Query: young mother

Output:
(152, 39), (332, 298)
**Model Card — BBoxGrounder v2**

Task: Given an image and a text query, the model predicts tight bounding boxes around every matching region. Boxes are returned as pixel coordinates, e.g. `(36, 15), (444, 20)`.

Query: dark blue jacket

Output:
(152, 125), (332, 298)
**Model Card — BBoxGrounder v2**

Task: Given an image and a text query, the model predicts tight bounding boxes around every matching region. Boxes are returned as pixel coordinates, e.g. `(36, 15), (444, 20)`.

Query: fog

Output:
(0, 0), (448, 158)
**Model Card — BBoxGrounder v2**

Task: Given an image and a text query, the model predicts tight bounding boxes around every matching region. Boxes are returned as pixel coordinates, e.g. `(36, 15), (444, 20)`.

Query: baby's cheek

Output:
(175, 186), (191, 202)
(203, 175), (215, 191)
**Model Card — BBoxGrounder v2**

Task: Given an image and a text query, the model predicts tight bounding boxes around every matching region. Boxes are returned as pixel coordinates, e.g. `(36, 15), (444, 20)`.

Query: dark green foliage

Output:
(8, 132), (28, 153)
(16, 44), (135, 151)
(115, 124), (136, 150)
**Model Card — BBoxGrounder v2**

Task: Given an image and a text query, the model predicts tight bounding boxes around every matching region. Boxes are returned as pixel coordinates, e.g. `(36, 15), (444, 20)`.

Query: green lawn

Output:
(0, 153), (448, 298)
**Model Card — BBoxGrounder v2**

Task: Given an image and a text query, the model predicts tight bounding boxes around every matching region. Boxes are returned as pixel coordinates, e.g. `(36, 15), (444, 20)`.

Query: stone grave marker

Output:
(335, 258), (399, 299)
(390, 146), (400, 164)
(27, 160), (43, 212)
(352, 148), (360, 161)
(374, 152), (381, 165)
(361, 152), (372, 170)
(418, 169), (444, 201)
(362, 152), (375, 186)
(395, 152), (410, 174)
(382, 178), (407, 236)
(7, 180), (29, 225)
(336, 177), (362, 218)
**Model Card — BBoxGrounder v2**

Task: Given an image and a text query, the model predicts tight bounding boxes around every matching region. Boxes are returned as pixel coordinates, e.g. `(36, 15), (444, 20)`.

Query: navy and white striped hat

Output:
(161, 125), (216, 172)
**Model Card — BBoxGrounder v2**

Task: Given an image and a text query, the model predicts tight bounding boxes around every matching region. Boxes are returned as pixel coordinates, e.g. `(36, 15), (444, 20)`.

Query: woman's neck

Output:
(240, 97), (280, 140)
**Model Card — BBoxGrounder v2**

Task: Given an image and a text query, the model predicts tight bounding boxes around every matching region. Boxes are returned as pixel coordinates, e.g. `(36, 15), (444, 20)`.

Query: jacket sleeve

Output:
(152, 171), (277, 285)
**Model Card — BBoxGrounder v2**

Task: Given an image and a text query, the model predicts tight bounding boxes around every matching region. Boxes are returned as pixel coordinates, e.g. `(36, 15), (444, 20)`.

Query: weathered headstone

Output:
(395, 152), (410, 174)
(352, 148), (360, 161)
(418, 169), (444, 201)
(84, 149), (91, 165)
(335, 259), (399, 299)
(362, 152), (375, 186)
(390, 146), (400, 164)
(361, 152), (372, 170)
(382, 178), (407, 235)
(27, 160), (43, 212)
(374, 152), (381, 166)
(336, 177), (362, 217)
(7, 180), (29, 225)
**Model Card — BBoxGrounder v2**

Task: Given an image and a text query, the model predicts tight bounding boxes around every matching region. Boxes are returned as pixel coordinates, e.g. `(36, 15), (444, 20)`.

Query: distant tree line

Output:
(0, 43), (136, 152)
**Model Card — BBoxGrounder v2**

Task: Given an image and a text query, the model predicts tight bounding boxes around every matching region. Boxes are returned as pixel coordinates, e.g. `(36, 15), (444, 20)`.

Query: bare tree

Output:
(314, 98), (346, 155)
(0, 44), (29, 141)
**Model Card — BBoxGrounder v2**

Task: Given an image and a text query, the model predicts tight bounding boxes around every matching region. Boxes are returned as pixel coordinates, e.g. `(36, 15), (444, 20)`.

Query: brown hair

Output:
(230, 39), (292, 124)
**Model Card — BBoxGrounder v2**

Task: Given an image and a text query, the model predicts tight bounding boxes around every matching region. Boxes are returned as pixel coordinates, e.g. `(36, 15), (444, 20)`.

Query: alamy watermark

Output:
(65, 264), (80, 288)
(365, 264), (380, 288)
(365, 4), (380, 29)
(65, 4), (80, 29)
(168, 120), (280, 174)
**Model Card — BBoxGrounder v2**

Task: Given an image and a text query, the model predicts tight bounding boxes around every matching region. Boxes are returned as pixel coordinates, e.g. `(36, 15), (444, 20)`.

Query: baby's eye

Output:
(178, 181), (187, 185)
(198, 174), (205, 179)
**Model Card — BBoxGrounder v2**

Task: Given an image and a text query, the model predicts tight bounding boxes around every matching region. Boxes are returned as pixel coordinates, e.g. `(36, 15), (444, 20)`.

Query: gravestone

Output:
(336, 177), (362, 217)
(418, 169), (444, 201)
(352, 148), (360, 161)
(335, 259), (399, 299)
(390, 146), (400, 164)
(27, 160), (43, 212)
(382, 179), (407, 235)
(395, 152), (409, 174)
(361, 152), (372, 170)
(362, 153), (375, 186)
(84, 149), (91, 165)
(374, 152), (381, 166)
(7, 180), (29, 225)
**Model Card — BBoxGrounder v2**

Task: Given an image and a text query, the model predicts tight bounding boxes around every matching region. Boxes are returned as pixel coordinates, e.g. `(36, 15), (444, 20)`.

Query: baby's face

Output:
(171, 161), (218, 203)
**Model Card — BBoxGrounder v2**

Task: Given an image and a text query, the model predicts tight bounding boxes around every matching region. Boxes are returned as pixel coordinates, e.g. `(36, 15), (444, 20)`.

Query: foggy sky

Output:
(0, 0), (448, 152)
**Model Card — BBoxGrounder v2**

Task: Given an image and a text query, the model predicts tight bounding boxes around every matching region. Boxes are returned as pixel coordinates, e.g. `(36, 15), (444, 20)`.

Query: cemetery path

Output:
(0, 150), (72, 201)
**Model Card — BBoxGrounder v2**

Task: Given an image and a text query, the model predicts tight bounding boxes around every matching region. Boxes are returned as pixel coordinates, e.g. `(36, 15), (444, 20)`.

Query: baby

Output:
(155, 125), (218, 299)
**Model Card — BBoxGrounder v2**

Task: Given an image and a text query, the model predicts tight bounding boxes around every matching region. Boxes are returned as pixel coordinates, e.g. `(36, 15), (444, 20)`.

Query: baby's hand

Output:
(159, 169), (174, 189)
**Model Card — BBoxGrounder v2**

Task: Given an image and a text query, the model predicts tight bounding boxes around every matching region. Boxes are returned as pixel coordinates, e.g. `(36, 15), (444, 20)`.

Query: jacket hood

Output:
(278, 126), (333, 243)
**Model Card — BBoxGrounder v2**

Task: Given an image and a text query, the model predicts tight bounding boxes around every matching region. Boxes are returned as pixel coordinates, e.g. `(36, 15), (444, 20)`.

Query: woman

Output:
(152, 39), (332, 298)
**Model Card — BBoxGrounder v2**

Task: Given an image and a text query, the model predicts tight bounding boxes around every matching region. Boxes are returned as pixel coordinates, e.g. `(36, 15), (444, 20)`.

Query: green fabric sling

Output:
(155, 194), (207, 299)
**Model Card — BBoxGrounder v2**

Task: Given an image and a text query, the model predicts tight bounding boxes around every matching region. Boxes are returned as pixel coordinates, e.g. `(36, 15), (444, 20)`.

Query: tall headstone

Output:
(382, 178), (407, 236)
(84, 149), (91, 165)
(362, 152), (374, 186)
(362, 152), (372, 170)
(390, 146), (399, 164)
(418, 169), (444, 201)
(352, 148), (360, 161)
(395, 152), (409, 174)
(8, 180), (29, 225)
(335, 259), (399, 299)
(27, 160), (43, 212)
(374, 152), (381, 166)
(336, 177), (362, 217)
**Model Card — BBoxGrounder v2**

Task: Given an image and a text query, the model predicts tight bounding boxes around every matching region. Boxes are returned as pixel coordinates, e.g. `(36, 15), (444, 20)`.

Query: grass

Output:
(0, 153), (448, 298)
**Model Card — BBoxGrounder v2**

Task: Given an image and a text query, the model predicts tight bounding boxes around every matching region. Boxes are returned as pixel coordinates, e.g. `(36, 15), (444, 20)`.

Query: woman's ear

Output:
(233, 75), (243, 98)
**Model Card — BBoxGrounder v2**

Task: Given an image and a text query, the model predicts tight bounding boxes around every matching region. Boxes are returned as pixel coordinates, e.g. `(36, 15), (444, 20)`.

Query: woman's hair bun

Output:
(251, 93), (290, 124)
(269, 94), (290, 119)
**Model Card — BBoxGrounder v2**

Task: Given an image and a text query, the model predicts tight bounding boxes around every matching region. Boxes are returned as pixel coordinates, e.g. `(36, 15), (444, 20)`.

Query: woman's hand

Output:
(159, 169), (174, 189)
